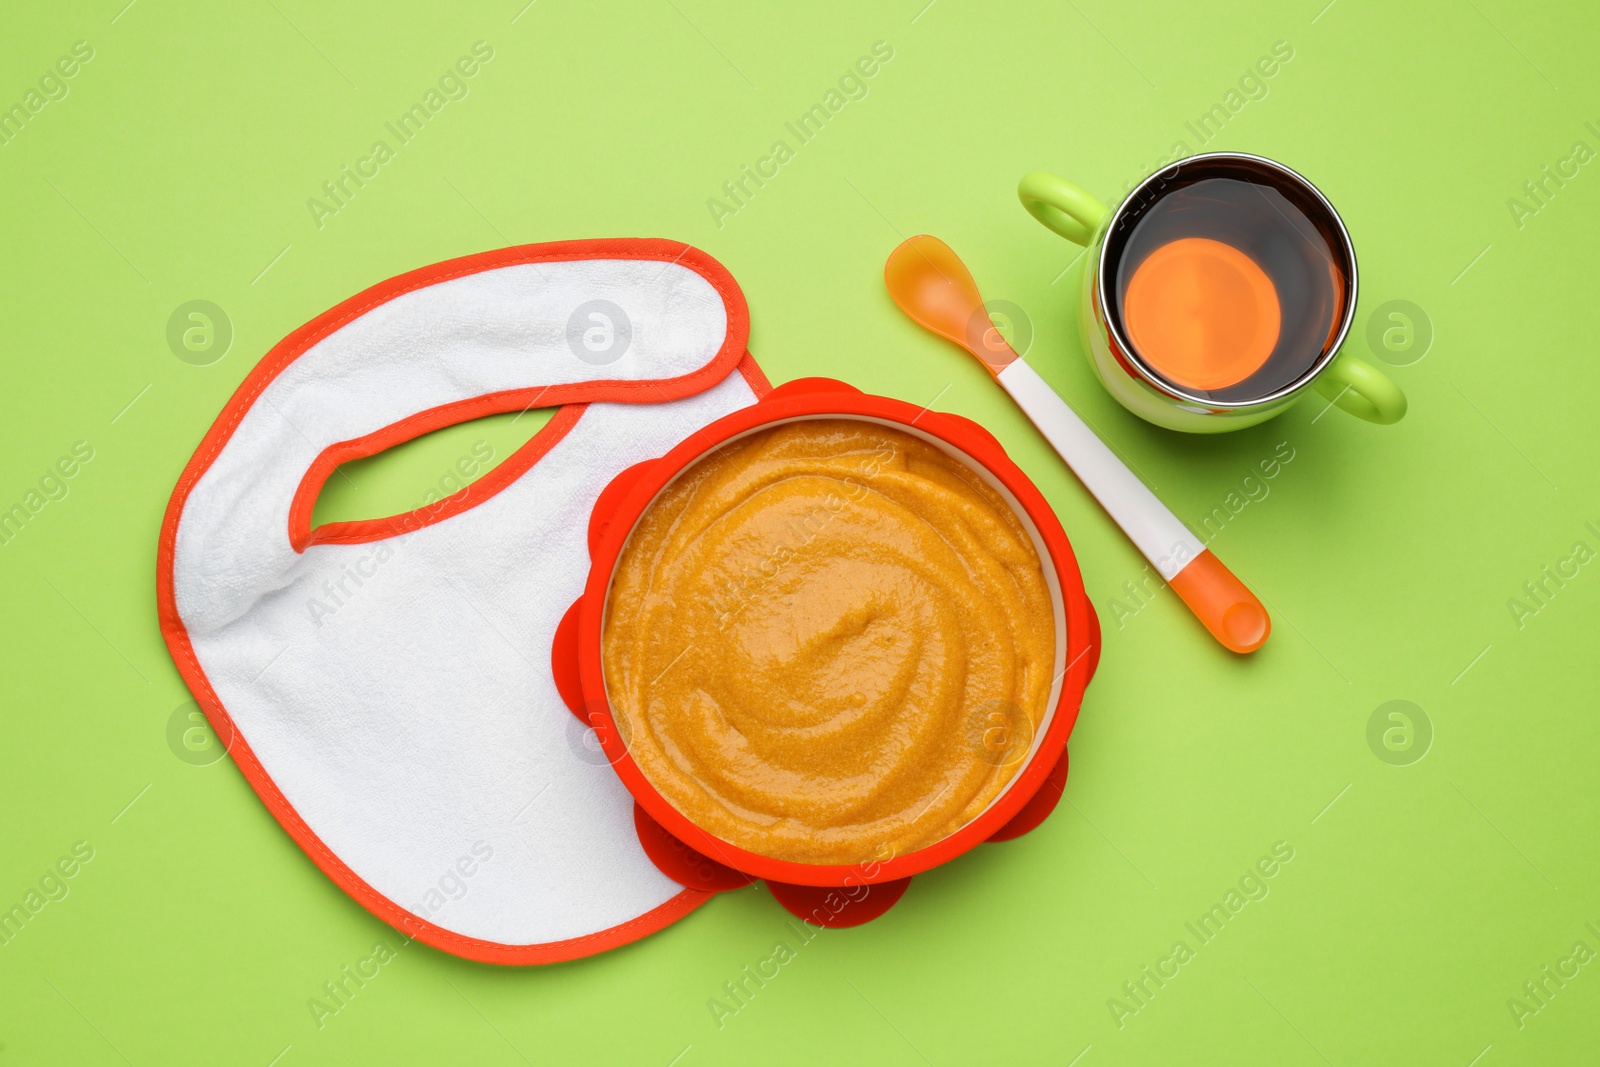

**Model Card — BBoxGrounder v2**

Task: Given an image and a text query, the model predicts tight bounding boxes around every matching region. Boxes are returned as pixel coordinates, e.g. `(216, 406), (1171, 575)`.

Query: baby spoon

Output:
(884, 234), (1270, 654)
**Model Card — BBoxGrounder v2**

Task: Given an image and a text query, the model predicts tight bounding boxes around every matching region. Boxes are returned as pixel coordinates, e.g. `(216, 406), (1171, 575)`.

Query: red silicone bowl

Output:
(552, 378), (1100, 927)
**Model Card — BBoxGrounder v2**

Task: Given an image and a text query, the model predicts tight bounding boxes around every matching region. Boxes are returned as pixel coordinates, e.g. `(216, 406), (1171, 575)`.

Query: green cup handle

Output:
(1018, 172), (1107, 246)
(1314, 354), (1407, 424)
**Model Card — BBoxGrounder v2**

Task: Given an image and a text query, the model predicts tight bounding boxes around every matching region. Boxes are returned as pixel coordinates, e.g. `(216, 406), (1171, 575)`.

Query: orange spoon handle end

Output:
(1168, 550), (1271, 654)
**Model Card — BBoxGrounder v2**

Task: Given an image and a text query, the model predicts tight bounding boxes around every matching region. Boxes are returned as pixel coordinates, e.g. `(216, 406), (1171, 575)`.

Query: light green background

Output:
(3, 0), (1597, 1063)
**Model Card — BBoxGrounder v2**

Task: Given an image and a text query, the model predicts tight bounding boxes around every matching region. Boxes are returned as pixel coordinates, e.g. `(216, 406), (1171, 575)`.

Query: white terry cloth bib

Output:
(158, 240), (769, 964)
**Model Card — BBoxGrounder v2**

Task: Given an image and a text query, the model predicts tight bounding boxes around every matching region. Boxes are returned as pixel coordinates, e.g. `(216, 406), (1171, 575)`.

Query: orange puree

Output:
(602, 419), (1056, 865)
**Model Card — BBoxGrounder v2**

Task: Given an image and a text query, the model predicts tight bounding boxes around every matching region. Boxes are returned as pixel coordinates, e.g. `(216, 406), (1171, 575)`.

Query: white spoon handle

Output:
(997, 359), (1202, 581)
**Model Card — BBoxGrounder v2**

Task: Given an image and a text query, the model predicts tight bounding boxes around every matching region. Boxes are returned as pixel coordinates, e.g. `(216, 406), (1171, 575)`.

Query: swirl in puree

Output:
(602, 419), (1056, 865)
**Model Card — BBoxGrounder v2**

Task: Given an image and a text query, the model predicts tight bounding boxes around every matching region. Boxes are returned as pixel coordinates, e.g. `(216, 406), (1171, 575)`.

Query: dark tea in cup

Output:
(1105, 158), (1352, 404)
(1019, 152), (1405, 430)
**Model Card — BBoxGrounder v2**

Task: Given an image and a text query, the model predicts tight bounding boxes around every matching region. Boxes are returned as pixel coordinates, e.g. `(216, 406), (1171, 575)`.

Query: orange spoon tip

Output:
(884, 236), (1018, 378)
